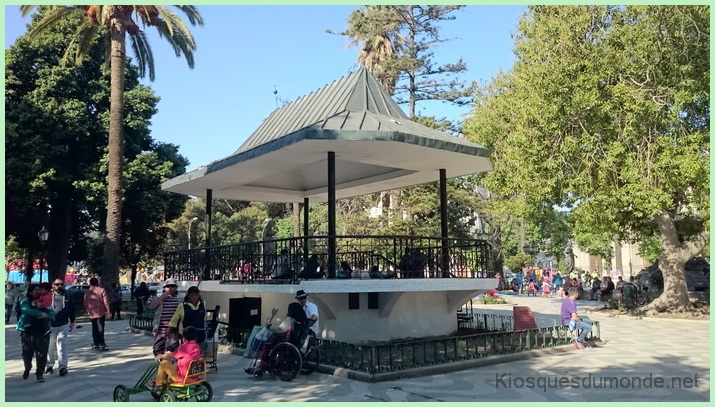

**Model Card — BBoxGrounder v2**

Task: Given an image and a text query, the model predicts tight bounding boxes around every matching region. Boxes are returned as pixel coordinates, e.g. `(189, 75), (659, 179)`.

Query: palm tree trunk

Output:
(102, 18), (127, 290)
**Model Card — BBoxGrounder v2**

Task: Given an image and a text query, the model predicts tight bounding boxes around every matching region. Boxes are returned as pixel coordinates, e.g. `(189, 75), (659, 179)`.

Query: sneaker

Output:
(91, 345), (99, 351)
(45, 366), (53, 374)
(22, 369), (30, 380)
(574, 341), (585, 350)
(36, 375), (45, 383)
(59, 368), (68, 377)
(99, 345), (109, 351)
(146, 381), (156, 389)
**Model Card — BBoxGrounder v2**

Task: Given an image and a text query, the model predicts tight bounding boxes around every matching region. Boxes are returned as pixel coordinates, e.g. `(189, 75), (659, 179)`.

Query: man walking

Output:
(46, 279), (76, 376)
(84, 277), (110, 351)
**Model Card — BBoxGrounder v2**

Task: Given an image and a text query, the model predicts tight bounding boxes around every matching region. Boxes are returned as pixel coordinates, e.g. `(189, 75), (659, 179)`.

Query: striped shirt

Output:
(157, 296), (179, 334)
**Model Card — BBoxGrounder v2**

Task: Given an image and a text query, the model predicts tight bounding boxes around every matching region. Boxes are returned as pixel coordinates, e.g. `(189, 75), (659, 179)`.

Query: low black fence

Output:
(165, 235), (491, 284)
(317, 322), (600, 374)
(129, 311), (599, 375)
(129, 314), (154, 331)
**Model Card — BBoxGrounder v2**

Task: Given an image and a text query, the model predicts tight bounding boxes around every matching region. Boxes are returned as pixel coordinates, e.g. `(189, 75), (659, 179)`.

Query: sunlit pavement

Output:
(4, 295), (709, 402)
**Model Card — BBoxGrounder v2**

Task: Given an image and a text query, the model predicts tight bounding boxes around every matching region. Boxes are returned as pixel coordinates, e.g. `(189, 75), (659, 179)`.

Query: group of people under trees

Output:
(504, 268), (639, 301)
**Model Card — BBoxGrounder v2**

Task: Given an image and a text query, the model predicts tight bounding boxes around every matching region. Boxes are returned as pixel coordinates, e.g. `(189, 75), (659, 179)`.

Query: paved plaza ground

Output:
(4, 295), (710, 402)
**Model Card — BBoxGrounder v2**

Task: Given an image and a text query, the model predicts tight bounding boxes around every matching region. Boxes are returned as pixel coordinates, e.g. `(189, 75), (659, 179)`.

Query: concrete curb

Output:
(317, 341), (604, 382)
(122, 327), (604, 383)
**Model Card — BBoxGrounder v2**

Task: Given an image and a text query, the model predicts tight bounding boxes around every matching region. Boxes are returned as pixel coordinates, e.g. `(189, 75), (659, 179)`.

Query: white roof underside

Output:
(162, 69), (492, 202)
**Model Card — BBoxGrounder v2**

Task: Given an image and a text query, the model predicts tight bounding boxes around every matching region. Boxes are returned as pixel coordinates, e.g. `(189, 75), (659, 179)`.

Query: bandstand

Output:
(162, 68), (495, 344)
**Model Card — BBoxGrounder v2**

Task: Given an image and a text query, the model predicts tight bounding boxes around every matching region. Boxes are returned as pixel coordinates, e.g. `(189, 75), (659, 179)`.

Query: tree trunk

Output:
(646, 212), (708, 312)
(130, 264), (138, 299)
(613, 236), (623, 273)
(101, 18), (127, 291)
(48, 197), (73, 281)
(292, 203), (300, 237)
(518, 217), (526, 253)
(389, 189), (400, 222)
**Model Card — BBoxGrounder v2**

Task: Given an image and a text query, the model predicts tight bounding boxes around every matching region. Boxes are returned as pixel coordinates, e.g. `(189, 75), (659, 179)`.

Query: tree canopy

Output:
(465, 5), (709, 311)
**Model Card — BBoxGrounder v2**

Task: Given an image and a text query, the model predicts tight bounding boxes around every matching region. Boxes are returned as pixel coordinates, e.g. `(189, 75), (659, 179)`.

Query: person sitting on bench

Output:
(560, 288), (592, 350)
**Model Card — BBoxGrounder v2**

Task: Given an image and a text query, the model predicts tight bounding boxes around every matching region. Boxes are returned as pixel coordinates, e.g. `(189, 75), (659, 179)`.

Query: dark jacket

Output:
(51, 290), (76, 327)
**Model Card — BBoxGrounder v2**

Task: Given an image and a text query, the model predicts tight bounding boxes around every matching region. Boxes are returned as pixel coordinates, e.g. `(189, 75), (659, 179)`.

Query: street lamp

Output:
(37, 226), (49, 282)
(188, 217), (199, 250)
(523, 244), (537, 268)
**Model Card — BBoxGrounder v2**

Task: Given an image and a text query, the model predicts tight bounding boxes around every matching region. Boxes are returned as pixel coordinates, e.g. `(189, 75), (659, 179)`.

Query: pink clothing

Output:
(84, 286), (111, 318)
(35, 291), (53, 308)
(174, 340), (201, 379)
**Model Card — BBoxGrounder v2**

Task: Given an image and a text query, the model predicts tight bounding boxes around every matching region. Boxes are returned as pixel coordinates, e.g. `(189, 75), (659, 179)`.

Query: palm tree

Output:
(20, 5), (203, 288)
(343, 6), (404, 94)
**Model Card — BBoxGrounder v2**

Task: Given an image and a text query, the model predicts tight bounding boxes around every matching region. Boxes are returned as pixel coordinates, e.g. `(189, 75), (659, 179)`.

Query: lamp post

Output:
(523, 244), (537, 267)
(37, 226), (49, 282)
(188, 217), (199, 250)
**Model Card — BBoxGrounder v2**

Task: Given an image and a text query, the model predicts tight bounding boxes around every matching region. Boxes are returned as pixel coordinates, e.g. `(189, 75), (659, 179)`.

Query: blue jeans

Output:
(569, 319), (592, 342)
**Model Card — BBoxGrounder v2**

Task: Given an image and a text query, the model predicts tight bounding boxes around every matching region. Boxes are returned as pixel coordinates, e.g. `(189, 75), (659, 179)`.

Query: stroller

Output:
(244, 308), (279, 379)
(202, 306), (221, 371)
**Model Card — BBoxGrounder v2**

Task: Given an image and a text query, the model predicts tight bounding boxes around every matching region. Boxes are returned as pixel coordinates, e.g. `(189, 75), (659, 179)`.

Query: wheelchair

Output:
(113, 359), (213, 402)
(246, 329), (320, 382)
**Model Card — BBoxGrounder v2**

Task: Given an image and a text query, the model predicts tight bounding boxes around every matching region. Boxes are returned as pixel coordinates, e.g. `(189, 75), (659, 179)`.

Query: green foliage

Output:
(464, 5), (709, 305)
(6, 9), (189, 277)
(504, 252), (532, 271)
(574, 229), (613, 259)
(480, 295), (509, 305)
(340, 5), (473, 115)
(638, 235), (663, 263)
(4, 236), (24, 265)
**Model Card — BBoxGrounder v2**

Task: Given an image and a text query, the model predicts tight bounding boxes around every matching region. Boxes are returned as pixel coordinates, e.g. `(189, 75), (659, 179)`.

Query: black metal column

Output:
(203, 189), (213, 281)
(327, 152), (336, 279)
(439, 169), (449, 277)
(303, 197), (309, 266)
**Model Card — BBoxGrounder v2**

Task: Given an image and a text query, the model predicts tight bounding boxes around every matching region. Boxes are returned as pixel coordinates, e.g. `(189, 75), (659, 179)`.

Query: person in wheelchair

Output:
(152, 326), (202, 386)
(257, 302), (309, 370)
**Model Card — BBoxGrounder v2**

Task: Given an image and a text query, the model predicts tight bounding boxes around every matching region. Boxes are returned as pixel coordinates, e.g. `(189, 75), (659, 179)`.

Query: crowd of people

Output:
(8, 273), (322, 386)
(502, 269), (641, 301)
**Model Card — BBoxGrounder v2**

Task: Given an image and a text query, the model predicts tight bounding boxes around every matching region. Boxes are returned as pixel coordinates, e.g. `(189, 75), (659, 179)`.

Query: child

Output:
(542, 282), (552, 297)
(18, 283), (55, 335)
(527, 280), (537, 296)
(29, 282), (54, 335)
(557, 286), (565, 298)
(153, 326), (202, 386)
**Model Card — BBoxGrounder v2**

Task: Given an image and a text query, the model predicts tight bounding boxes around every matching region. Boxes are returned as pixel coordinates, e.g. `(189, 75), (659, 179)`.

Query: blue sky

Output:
(4, 5), (525, 171)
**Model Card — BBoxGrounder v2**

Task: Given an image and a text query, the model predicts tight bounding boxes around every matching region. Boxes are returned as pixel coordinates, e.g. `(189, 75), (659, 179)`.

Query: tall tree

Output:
(465, 5), (709, 312)
(19, 5), (203, 288)
(339, 5), (473, 117)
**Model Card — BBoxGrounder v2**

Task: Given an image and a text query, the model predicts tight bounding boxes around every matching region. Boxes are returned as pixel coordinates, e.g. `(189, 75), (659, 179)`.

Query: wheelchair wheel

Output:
(252, 369), (264, 379)
(269, 342), (302, 381)
(301, 345), (320, 375)
(159, 390), (176, 402)
(194, 382), (213, 402)
(113, 385), (129, 402)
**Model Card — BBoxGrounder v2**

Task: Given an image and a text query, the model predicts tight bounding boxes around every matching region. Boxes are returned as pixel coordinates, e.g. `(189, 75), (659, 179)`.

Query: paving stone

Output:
(4, 296), (709, 402)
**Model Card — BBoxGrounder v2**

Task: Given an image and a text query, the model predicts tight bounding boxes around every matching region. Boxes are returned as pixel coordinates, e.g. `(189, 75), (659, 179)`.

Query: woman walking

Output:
(17, 283), (55, 382)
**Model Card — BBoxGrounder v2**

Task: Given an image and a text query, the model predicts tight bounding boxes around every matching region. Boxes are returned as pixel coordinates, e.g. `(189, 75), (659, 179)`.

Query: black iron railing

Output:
(165, 235), (491, 283)
(317, 322), (600, 374)
(129, 314), (154, 331)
